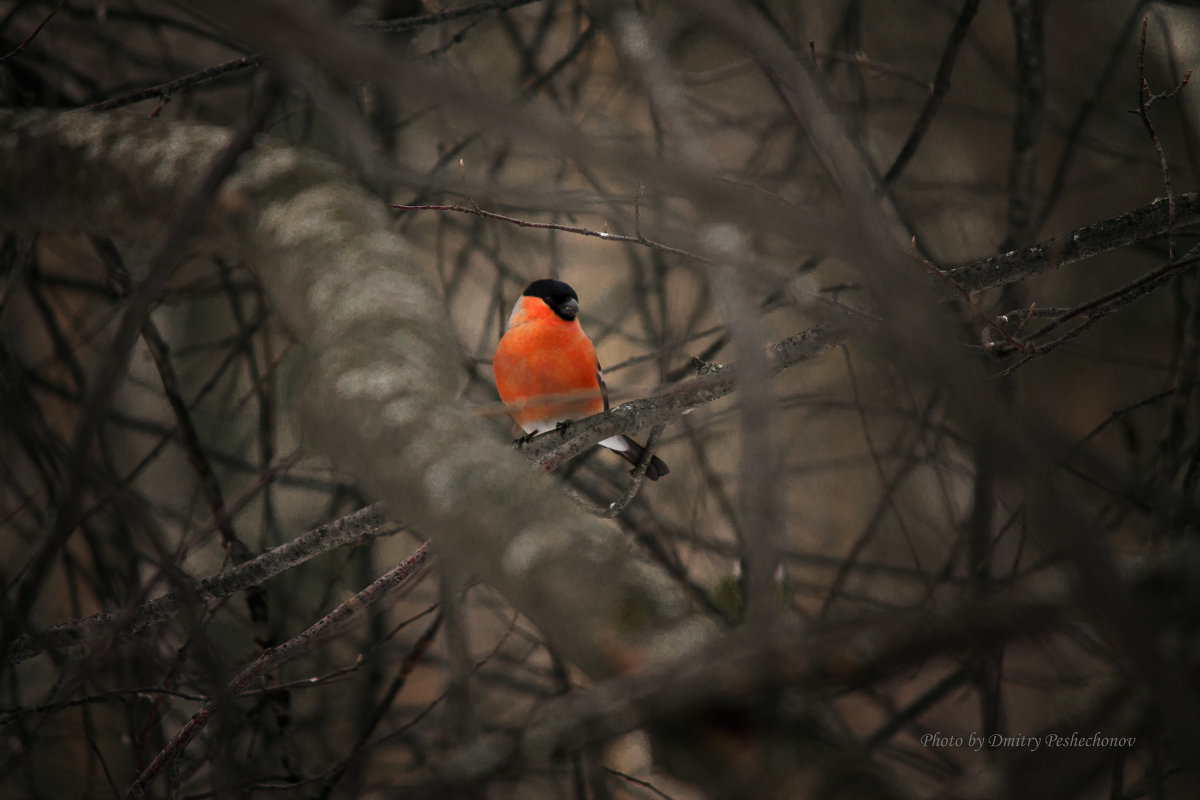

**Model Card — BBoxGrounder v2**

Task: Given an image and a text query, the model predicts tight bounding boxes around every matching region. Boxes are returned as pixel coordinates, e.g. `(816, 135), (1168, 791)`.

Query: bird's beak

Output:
(559, 298), (579, 319)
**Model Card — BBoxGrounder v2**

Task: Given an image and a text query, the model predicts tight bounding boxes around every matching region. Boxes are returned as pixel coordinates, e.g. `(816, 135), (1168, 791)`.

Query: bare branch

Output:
(7, 504), (393, 666)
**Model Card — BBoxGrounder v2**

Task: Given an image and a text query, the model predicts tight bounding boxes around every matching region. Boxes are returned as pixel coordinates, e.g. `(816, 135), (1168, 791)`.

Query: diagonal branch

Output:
(8, 504), (393, 666)
(884, 0), (984, 185)
(945, 191), (1200, 293)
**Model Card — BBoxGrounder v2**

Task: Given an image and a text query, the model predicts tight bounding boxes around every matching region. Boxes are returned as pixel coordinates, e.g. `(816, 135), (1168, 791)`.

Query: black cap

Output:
(523, 279), (580, 321)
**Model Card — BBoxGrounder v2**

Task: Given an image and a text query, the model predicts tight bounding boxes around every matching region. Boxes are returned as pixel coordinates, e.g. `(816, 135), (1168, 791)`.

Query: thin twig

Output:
(124, 542), (432, 798)
(1002, 0), (1046, 249)
(603, 767), (677, 800)
(315, 609), (444, 799)
(599, 423), (666, 518)
(841, 346), (926, 580)
(0, 1), (64, 64)
(365, 0), (541, 32)
(812, 48), (935, 93)
(80, 56), (265, 112)
(143, 319), (252, 561)
(994, 247), (1200, 378)
(884, 0), (983, 184)
(391, 203), (709, 263)
(1137, 17), (1194, 260)
(1032, 2), (1147, 233)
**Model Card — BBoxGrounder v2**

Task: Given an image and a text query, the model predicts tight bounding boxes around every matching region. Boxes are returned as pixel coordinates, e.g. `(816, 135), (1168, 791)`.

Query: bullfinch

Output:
(493, 278), (669, 480)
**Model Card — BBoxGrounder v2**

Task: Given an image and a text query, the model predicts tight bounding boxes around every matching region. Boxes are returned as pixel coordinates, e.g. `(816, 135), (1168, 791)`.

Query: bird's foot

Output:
(554, 420), (573, 438)
(512, 431), (536, 449)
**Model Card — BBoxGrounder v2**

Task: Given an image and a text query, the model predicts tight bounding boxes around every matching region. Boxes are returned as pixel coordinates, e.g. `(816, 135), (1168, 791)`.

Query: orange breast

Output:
(494, 305), (604, 433)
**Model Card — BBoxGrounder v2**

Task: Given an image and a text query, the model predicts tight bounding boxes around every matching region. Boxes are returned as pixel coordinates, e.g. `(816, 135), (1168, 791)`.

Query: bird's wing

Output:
(596, 360), (610, 411)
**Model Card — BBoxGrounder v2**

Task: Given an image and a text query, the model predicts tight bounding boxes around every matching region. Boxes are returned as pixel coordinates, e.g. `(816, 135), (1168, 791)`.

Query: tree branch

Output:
(7, 504), (393, 666)
(0, 110), (710, 681)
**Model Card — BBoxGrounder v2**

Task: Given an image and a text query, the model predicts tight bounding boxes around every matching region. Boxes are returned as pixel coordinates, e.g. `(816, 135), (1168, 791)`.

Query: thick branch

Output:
(523, 317), (859, 470)
(947, 192), (1200, 292)
(0, 110), (709, 678)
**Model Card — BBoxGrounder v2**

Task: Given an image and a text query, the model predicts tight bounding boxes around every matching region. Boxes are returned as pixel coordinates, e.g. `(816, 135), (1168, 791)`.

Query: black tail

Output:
(614, 435), (669, 480)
